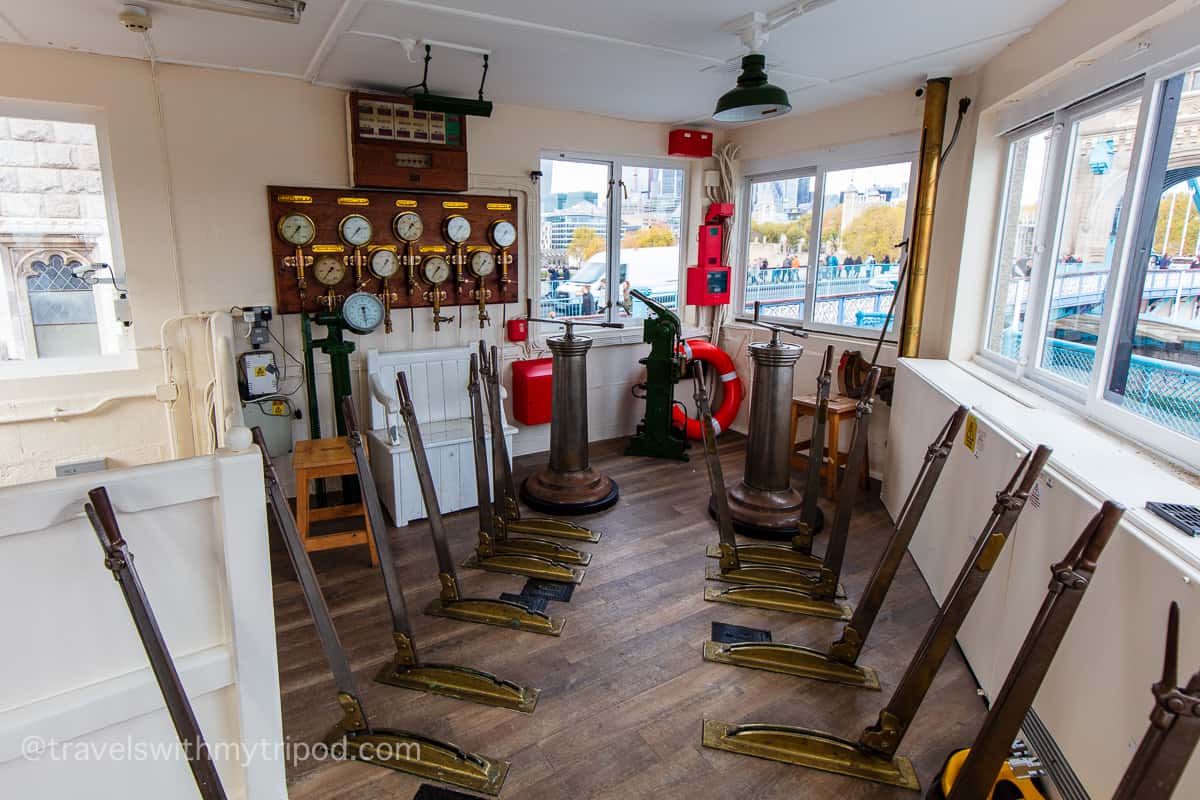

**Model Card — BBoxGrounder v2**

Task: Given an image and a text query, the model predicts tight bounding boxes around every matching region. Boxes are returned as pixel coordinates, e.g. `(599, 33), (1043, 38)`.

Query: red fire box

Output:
(668, 129), (713, 158)
(511, 357), (553, 425)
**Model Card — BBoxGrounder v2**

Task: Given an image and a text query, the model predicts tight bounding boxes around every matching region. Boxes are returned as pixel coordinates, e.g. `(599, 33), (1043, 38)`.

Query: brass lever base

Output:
(425, 596), (565, 636)
(702, 640), (880, 690)
(703, 584), (852, 621)
(704, 542), (822, 571)
(328, 693), (510, 795)
(504, 516), (601, 543)
(490, 531), (592, 565)
(701, 720), (918, 791)
(462, 551), (585, 584)
(376, 661), (541, 713)
(704, 564), (843, 595)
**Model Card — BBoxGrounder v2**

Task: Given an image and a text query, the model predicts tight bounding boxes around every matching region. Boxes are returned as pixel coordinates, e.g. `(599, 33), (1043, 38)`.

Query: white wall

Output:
(0, 444), (284, 799)
(0, 42), (715, 485)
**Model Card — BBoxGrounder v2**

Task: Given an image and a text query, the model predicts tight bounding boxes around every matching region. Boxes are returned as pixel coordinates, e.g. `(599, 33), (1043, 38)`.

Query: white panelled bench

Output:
(366, 346), (517, 526)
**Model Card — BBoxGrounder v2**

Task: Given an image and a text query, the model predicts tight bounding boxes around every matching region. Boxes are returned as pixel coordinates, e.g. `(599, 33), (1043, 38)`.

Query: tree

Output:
(621, 224), (676, 249)
(842, 205), (905, 261)
(567, 226), (604, 263)
(821, 203), (843, 246)
(1153, 190), (1200, 259)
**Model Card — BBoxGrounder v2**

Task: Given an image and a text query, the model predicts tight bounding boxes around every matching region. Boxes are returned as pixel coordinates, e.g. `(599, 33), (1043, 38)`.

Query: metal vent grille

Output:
(1147, 502), (1200, 537)
(1022, 709), (1090, 800)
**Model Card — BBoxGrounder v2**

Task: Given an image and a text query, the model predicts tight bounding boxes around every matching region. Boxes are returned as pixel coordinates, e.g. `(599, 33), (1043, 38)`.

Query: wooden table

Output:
(788, 394), (870, 499)
(292, 437), (378, 565)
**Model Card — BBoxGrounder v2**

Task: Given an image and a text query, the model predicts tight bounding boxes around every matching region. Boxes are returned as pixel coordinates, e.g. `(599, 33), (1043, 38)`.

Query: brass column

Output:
(899, 77), (950, 358)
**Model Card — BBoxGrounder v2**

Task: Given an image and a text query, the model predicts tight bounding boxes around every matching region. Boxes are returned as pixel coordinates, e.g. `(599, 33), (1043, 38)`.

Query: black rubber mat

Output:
(711, 621), (772, 644)
(413, 784), (486, 800)
(521, 578), (576, 603)
(499, 592), (549, 614)
(1148, 502), (1200, 537)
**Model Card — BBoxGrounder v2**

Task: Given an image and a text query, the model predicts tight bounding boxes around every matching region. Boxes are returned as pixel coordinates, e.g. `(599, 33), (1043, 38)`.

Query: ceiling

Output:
(0, 0), (1066, 125)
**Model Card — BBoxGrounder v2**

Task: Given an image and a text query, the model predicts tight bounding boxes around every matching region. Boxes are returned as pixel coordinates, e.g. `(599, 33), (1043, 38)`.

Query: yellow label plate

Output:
(338, 197), (371, 206)
(486, 202), (513, 211)
(312, 244), (345, 253)
(395, 199), (419, 208)
(368, 244), (398, 252)
(277, 194), (312, 204)
(467, 245), (493, 252)
(419, 245), (448, 253)
(442, 200), (470, 209)
(964, 414), (978, 452)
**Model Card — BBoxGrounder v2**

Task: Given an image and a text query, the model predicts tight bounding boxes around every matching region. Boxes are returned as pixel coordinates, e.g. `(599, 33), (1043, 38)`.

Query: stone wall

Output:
(0, 116), (109, 239)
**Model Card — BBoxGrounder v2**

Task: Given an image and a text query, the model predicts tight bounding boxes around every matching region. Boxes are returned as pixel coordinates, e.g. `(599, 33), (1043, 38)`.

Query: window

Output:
(0, 109), (128, 369)
(979, 73), (1200, 466)
(537, 154), (687, 323)
(984, 127), (1052, 360)
(739, 151), (915, 337)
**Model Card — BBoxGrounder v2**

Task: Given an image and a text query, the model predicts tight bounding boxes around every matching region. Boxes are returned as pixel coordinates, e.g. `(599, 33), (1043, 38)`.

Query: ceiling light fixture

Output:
(713, 2), (837, 123)
(151, 0), (305, 25)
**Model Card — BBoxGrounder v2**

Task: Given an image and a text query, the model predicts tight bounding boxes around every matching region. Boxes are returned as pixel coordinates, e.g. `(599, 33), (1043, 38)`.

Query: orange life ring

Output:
(672, 339), (744, 440)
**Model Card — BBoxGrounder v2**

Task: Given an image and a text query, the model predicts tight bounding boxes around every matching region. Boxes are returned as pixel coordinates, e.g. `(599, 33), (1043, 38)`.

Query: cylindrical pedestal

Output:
(717, 338), (807, 539)
(521, 333), (619, 515)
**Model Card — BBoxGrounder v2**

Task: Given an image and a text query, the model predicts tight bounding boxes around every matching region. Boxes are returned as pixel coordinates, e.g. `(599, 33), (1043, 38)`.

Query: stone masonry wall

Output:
(0, 117), (108, 238)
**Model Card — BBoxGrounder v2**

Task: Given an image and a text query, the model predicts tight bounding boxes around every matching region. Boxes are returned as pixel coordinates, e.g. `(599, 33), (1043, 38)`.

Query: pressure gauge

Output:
(313, 254), (346, 286)
(277, 212), (316, 247)
(489, 220), (516, 249)
(369, 248), (399, 279)
(469, 250), (496, 278)
(443, 214), (471, 244)
(341, 291), (386, 334)
(422, 255), (451, 285)
(338, 214), (373, 248)
(393, 211), (424, 242)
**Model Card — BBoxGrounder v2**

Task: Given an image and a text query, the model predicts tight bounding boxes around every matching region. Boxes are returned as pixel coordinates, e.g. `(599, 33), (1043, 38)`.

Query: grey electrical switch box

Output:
(56, 458), (109, 478)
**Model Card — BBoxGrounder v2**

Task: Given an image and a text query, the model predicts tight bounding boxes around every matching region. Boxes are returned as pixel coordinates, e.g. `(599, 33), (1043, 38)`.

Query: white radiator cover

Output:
(885, 359), (1200, 798)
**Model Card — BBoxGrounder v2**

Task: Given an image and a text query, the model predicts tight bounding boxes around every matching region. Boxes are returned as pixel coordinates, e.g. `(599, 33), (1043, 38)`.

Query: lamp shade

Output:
(713, 54), (792, 123)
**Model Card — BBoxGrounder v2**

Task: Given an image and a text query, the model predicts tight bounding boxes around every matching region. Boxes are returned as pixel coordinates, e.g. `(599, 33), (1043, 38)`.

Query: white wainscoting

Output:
(0, 448), (285, 799)
(885, 359), (1200, 797)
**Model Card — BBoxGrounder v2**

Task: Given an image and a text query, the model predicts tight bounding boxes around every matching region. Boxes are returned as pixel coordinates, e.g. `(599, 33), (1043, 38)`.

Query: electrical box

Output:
(348, 91), (468, 191)
(242, 399), (293, 457)
(511, 358), (553, 425)
(238, 351), (279, 401)
(668, 129), (714, 158)
(687, 266), (731, 306)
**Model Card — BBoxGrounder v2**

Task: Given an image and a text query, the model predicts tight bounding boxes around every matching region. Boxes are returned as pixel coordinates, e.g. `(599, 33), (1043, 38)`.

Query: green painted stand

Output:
(302, 311), (360, 503)
(625, 290), (689, 461)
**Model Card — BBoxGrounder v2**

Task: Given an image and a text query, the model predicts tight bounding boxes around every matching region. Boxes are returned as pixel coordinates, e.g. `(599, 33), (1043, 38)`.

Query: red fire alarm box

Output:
(687, 266), (731, 306)
(511, 358), (553, 425)
(668, 129), (713, 158)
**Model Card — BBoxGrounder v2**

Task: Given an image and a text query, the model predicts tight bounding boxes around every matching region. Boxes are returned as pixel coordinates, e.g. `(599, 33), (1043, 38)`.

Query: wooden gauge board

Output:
(267, 185), (520, 316)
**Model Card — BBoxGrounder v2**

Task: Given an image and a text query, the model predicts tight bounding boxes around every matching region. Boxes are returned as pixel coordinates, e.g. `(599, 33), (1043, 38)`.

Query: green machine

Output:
(626, 289), (689, 461)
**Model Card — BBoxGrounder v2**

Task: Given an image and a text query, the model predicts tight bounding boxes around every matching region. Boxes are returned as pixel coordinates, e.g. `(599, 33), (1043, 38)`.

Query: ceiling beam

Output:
(304, 0), (365, 83)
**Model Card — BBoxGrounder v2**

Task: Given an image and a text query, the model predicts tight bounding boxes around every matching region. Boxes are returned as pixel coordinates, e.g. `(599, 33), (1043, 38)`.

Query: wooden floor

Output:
(276, 434), (986, 800)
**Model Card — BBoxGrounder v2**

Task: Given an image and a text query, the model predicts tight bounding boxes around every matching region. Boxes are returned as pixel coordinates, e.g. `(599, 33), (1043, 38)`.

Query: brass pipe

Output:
(899, 77), (950, 358)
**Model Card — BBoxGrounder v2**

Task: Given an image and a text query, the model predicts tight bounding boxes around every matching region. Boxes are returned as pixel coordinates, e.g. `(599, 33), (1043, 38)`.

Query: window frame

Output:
(735, 140), (919, 340)
(536, 149), (691, 332)
(0, 98), (132, 377)
(975, 67), (1200, 469)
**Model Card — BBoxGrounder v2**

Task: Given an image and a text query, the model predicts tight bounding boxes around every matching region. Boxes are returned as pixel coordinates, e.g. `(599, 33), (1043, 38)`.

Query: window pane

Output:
(619, 165), (684, 319)
(986, 129), (1052, 359)
(538, 158), (610, 319)
(1108, 71), (1200, 441)
(0, 116), (119, 361)
(1039, 96), (1142, 384)
(815, 162), (911, 331)
(742, 175), (815, 321)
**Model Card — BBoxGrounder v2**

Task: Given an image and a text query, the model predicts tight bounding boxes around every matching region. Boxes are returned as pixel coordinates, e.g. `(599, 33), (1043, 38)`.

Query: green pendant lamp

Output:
(713, 54), (792, 123)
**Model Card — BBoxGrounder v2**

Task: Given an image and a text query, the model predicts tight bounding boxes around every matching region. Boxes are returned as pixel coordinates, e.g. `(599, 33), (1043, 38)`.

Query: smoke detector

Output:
(119, 5), (153, 33)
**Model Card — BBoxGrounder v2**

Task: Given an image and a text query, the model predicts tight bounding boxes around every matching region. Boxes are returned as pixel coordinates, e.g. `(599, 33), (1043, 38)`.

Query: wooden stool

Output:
(788, 395), (870, 500)
(292, 437), (378, 565)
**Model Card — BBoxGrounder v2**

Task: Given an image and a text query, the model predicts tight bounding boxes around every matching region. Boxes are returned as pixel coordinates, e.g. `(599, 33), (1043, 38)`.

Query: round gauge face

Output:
(338, 214), (374, 248)
(469, 250), (496, 278)
(392, 211), (424, 242)
(313, 254), (346, 286)
(422, 255), (451, 285)
(489, 220), (517, 249)
(369, 248), (399, 279)
(341, 291), (386, 334)
(443, 214), (471, 244)
(278, 213), (316, 247)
